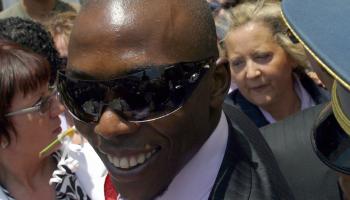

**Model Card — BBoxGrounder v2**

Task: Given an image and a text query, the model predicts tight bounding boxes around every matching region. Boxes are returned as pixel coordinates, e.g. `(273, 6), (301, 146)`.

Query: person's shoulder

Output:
(260, 103), (340, 199)
(221, 102), (295, 200)
(0, 3), (26, 19)
(225, 89), (248, 109)
(261, 103), (327, 138)
(223, 101), (269, 154)
(226, 90), (269, 127)
(260, 103), (327, 155)
(226, 89), (256, 109)
(226, 89), (240, 103)
(261, 103), (326, 148)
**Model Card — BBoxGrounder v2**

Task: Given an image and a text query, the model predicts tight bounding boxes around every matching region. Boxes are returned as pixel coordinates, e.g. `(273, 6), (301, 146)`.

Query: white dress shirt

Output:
(155, 111), (229, 200)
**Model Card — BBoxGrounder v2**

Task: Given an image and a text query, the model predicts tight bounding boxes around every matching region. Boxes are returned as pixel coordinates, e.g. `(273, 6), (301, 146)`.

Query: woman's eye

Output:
(254, 53), (272, 63)
(230, 58), (245, 68)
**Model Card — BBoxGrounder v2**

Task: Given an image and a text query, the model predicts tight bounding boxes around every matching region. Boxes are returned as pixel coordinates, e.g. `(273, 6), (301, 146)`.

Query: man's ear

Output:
(210, 58), (231, 108)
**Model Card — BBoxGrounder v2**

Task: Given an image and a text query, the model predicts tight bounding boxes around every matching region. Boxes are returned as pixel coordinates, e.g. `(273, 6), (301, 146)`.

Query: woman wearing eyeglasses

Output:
(0, 39), (93, 200)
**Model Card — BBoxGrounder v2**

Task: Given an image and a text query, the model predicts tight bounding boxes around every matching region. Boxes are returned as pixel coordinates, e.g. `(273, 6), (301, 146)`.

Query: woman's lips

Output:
(52, 127), (62, 135)
(250, 84), (269, 93)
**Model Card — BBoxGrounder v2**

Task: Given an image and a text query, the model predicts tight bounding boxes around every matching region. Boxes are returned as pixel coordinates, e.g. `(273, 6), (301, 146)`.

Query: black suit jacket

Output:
(209, 101), (294, 199)
(261, 103), (340, 199)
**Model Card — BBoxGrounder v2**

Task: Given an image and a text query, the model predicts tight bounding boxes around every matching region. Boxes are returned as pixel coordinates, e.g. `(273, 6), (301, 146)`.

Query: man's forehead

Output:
(71, 0), (188, 48)
(68, 0), (217, 78)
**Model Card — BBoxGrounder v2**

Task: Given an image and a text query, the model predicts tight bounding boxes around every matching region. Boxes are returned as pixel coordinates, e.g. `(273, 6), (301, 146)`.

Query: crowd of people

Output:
(0, 0), (350, 199)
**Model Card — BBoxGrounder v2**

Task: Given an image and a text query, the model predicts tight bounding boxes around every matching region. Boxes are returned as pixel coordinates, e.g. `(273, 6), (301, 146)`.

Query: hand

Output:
(307, 71), (326, 88)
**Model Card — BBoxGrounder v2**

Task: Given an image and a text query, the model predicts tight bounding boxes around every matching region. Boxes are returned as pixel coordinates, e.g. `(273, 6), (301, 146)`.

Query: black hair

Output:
(0, 17), (64, 85)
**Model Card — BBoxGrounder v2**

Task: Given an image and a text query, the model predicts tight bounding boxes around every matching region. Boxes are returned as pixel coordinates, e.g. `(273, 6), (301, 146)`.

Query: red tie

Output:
(104, 174), (118, 200)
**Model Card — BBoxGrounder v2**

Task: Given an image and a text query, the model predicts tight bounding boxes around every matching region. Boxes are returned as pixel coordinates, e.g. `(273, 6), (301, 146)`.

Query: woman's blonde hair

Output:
(220, 1), (308, 69)
(46, 11), (77, 57)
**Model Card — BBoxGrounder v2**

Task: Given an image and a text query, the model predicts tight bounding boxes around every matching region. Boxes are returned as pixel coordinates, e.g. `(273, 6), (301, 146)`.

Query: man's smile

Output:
(104, 145), (161, 170)
(97, 141), (163, 175)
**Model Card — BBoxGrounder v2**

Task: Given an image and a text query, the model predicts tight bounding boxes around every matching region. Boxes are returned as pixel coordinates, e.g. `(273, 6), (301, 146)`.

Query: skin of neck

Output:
(22, 0), (56, 21)
(0, 151), (55, 191)
(261, 78), (301, 121)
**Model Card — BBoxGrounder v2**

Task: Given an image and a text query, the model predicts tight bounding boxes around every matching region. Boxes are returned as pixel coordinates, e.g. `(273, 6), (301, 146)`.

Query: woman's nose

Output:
(245, 61), (262, 79)
(94, 109), (140, 139)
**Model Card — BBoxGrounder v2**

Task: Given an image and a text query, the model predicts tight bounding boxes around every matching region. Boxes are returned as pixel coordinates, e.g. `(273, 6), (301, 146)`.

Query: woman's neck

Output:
(21, 0), (57, 23)
(0, 155), (56, 198)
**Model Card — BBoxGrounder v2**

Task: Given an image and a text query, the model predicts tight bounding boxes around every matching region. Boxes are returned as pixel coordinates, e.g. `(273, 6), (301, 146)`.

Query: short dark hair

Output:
(0, 17), (64, 85)
(0, 39), (50, 143)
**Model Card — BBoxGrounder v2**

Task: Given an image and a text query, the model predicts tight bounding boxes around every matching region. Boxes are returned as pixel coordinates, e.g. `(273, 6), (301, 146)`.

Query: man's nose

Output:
(94, 109), (140, 139)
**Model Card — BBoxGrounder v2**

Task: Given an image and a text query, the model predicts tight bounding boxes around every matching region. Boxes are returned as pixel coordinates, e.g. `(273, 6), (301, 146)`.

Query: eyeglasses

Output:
(57, 58), (213, 123)
(6, 89), (57, 117)
(312, 106), (350, 175)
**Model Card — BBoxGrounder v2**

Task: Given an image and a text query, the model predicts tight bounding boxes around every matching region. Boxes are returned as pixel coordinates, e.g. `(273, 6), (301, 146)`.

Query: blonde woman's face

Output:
(225, 22), (296, 107)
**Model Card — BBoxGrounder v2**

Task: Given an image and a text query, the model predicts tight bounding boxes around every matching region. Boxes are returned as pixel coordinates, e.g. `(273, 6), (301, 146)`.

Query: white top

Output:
(155, 111), (229, 200)
(69, 142), (108, 200)
(59, 115), (108, 199)
(0, 142), (107, 200)
(260, 75), (315, 124)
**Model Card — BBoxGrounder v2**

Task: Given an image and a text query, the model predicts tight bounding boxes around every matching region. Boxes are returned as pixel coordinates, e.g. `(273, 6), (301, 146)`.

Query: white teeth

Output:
(108, 155), (121, 167)
(113, 157), (120, 168)
(120, 157), (129, 169)
(137, 154), (145, 164)
(129, 156), (137, 167)
(146, 152), (152, 159)
(106, 147), (159, 170)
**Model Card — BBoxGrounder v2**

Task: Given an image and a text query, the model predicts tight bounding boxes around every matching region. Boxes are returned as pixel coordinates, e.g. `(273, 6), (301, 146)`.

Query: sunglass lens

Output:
(108, 70), (186, 121)
(57, 59), (210, 123)
(58, 73), (108, 122)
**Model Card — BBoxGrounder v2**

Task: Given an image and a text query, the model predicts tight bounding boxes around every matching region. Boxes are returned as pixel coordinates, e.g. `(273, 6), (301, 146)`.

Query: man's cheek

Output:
(74, 120), (97, 142)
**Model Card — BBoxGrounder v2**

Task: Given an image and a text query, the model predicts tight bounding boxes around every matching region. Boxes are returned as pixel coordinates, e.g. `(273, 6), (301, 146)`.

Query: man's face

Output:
(67, 2), (220, 199)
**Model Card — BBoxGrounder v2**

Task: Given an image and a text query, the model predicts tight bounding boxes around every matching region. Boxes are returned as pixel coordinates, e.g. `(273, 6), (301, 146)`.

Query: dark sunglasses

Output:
(57, 58), (214, 123)
(312, 106), (350, 175)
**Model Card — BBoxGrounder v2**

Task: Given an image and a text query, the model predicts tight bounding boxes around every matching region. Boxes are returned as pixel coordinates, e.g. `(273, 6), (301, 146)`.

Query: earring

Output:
(1, 139), (8, 149)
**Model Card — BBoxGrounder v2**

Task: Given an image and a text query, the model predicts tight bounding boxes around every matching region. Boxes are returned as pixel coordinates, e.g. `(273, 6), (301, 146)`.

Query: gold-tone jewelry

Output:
(281, 10), (350, 92)
(331, 82), (350, 136)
